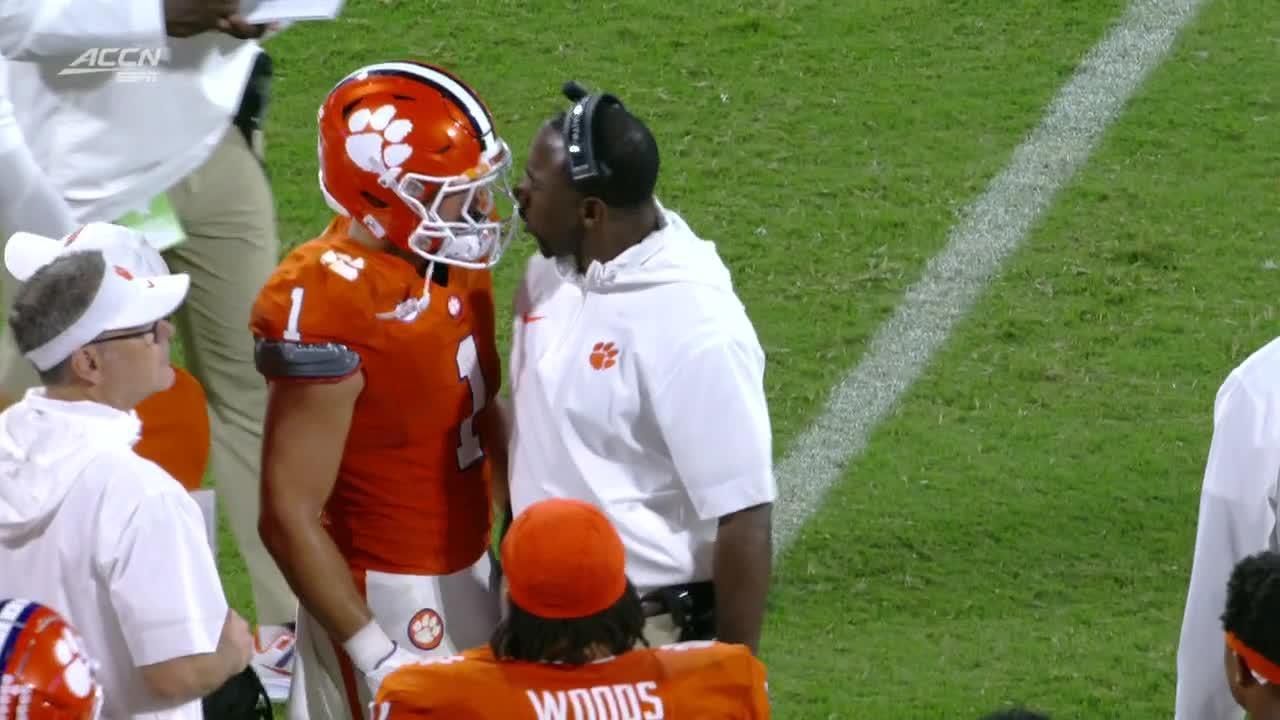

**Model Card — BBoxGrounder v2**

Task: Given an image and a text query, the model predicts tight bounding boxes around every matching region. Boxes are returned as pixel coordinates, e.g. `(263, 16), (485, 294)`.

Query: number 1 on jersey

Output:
(283, 287), (304, 342)
(455, 335), (486, 470)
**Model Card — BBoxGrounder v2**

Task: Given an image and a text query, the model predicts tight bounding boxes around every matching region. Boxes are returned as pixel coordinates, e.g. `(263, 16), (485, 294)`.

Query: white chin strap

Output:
(375, 260), (436, 323)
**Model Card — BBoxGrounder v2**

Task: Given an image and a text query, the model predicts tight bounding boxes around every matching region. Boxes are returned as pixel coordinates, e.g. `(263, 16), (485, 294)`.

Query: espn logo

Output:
(58, 48), (167, 83)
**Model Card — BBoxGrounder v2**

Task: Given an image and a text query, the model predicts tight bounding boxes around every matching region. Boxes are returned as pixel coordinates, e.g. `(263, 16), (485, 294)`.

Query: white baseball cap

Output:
(6, 224), (189, 371)
(5, 222), (170, 281)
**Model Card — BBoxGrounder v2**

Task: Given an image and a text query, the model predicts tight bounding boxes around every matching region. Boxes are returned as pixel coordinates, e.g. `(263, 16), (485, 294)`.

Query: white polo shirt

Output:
(1, 2), (263, 224)
(509, 205), (776, 595)
(1175, 335), (1280, 720)
(0, 389), (228, 720)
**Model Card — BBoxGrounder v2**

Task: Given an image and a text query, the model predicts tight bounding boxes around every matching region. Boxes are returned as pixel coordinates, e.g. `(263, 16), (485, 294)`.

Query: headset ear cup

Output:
(562, 90), (626, 186)
(562, 80), (589, 102)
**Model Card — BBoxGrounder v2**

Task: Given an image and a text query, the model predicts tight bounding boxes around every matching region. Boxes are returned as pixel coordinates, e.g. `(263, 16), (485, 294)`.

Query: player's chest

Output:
(362, 282), (498, 398)
(512, 286), (655, 423)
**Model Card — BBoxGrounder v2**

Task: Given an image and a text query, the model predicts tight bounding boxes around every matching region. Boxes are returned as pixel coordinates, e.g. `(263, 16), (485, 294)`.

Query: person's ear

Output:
(67, 346), (101, 384)
(580, 197), (607, 230)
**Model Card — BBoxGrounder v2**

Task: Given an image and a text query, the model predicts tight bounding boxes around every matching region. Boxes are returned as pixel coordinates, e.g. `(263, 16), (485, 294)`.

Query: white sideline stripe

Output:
(772, 0), (1209, 556)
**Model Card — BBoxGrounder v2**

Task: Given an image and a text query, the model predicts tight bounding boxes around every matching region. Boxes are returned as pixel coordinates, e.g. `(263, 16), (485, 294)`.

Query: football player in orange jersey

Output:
(373, 498), (771, 719)
(251, 61), (516, 720)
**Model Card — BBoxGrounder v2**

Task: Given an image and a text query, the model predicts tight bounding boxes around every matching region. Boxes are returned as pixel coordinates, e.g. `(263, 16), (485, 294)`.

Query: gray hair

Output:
(8, 250), (106, 384)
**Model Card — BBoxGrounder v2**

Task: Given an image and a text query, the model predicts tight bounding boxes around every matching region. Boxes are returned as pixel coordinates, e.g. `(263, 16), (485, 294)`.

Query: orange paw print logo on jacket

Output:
(589, 342), (619, 370)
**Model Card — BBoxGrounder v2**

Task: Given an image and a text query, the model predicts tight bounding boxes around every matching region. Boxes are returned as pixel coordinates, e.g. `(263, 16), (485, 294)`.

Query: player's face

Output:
(515, 124), (584, 260)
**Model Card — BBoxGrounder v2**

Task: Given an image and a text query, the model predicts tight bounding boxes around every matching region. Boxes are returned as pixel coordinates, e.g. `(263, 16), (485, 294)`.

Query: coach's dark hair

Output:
(490, 580), (647, 664)
(549, 104), (659, 210)
(8, 250), (105, 384)
(1223, 550), (1280, 667)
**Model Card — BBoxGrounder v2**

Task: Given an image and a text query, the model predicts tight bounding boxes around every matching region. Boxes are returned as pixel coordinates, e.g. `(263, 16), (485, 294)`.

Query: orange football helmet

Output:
(0, 599), (102, 720)
(317, 61), (516, 270)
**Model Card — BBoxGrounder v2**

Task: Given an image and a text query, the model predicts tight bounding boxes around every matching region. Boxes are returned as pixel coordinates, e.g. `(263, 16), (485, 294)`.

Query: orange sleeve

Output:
(747, 654), (772, 719)
(373, 667), (434, 719)
(133, 367), (210, 491)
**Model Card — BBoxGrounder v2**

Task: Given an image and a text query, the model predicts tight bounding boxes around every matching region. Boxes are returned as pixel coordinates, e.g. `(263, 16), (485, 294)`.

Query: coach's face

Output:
(515, 123), (584, 261)
(76, 318), (177, 410)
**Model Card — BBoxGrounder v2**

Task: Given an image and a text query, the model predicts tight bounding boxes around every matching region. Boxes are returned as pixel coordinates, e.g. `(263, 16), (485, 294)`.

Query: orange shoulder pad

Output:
(654, 641), (771, 717)
(374, 650), (496, 718)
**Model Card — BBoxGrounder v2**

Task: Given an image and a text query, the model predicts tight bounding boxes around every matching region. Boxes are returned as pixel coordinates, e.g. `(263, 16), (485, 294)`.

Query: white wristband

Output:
(342, 620), (396, 675)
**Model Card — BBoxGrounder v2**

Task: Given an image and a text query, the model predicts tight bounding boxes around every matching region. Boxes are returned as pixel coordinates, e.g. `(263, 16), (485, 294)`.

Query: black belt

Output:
(640, 581), (715, 642)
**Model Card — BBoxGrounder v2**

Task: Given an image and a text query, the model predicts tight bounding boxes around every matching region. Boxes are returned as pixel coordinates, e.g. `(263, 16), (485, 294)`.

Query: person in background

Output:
(0, 240), (251, 719)
(1175, 335), (1280, 720)
(1220, 550), (1280, 720)
(0, 0), (300, 695)
(3, 223), (216, 550)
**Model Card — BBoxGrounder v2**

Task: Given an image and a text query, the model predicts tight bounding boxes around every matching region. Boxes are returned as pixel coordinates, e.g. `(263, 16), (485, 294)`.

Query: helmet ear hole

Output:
(361, 191), (389, 208)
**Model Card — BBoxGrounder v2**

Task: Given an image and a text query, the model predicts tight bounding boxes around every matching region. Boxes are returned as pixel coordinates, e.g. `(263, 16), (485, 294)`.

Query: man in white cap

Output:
(0, 223), (253, 720)
(2, 222), (220, 553)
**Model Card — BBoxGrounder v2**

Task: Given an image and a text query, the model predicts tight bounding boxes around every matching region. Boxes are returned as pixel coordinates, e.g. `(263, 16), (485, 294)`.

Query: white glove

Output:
(363, 642), (420, 696)
(343, 621), (422, 697)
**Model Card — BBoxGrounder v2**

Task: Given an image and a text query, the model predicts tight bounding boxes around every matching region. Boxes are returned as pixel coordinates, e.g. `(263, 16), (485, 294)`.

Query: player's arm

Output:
(480, 395), (512, 521)
(655, 333), (776, 655)
(1174, 376), (1280, 720)
(256, 339), (407, 679)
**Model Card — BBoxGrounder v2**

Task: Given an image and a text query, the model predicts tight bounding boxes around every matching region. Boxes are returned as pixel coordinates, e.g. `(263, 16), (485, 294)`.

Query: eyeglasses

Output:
(87, 320), (162, 346)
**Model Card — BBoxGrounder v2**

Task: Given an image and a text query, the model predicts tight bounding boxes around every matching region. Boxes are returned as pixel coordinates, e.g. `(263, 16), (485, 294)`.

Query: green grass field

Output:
(209, 1), (1280, 716)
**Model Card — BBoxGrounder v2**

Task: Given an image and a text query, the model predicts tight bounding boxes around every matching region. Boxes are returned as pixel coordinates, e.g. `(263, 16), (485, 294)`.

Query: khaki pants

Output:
(0, 126), (296, 626)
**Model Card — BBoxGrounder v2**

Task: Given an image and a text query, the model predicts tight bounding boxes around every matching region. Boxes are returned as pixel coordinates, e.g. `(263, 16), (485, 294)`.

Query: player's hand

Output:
(164, 0), (238, 38)
(218, 609), (255, 673)
(363, 643), (420, 695)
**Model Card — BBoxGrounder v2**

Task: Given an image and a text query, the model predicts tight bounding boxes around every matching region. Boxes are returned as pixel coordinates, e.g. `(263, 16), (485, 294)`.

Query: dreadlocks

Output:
(490, 579), (647, 665)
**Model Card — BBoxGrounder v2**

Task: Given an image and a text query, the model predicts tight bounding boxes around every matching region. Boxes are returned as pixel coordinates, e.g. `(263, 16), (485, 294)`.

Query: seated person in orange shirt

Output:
(373, 498), (772, 719)
(4, 223), (214, 540)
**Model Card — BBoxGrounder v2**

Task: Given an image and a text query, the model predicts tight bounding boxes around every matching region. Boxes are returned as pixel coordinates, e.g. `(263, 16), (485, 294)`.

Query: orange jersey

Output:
(134, 367), (210, 491)
(250, 216), (501, 575)
(374, 641), (771, 719)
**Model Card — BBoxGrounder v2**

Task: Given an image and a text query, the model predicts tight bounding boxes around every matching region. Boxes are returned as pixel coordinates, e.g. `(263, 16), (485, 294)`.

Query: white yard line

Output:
(772, 0), (1209, 556)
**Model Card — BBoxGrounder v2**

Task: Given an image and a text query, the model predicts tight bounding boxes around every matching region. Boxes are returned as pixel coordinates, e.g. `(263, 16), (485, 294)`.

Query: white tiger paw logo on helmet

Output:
(53, 628), (93, 699)
(346, 104), (414, 175)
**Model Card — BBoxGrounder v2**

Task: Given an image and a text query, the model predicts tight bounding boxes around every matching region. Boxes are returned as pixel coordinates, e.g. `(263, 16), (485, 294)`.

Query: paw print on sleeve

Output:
(53, 629), (93, 699)
(345, 104), (414, 175)
(589, 341), (620, 370)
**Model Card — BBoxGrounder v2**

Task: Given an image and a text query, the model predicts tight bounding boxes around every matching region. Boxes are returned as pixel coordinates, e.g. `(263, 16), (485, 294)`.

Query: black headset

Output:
(561, 80), (626, 187)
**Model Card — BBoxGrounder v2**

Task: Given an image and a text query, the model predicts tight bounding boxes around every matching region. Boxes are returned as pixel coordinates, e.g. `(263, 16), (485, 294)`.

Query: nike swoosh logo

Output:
(523, 313), (545, 323)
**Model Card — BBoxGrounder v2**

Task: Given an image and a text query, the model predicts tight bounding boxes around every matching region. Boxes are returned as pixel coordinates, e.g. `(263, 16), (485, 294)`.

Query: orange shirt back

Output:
(134, 366), (210, 491)
(374, 641), (770, 719)
(250, 217), (501, 575)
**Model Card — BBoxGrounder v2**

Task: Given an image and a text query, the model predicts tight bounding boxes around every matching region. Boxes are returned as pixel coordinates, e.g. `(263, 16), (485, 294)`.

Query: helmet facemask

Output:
(392, 141), (519, 270)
